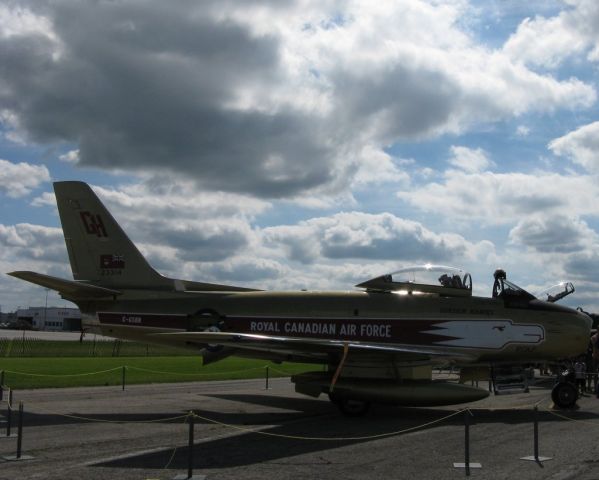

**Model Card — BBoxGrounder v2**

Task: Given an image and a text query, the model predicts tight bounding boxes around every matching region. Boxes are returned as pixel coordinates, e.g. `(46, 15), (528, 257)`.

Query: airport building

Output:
(15, 307), (82, 331)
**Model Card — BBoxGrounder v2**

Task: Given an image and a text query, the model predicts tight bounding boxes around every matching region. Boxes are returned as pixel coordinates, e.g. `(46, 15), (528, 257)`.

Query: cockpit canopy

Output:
(356, 265), (473, 297)
(535, 281), (575, 303)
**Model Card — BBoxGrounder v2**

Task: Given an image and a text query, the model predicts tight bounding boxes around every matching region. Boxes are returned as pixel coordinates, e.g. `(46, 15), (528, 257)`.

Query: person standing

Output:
(574, 358), (587, 395)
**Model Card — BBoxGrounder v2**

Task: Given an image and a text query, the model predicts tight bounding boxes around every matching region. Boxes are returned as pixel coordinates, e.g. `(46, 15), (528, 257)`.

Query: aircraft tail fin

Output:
(54, 181), (172, 289)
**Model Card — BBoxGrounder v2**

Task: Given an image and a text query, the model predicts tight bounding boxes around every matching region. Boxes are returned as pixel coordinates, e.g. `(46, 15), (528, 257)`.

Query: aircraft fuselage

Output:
(82, 289), (591, 365)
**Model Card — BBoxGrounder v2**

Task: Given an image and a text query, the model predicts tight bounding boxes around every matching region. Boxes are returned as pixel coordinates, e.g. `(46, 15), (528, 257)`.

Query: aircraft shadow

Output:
(92, 401), (599, 470)
(1, 411), (192, 428)
(7, 394), (597, 431)
(199, 392), (599, 425)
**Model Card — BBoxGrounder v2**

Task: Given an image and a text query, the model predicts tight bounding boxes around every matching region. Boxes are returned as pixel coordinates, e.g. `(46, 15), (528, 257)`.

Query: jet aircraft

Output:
(8, 181), (592, 415)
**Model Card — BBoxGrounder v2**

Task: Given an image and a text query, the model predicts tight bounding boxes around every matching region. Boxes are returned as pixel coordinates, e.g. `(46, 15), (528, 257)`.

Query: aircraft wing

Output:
(153, 331), (477, 363)
(7, 271), (122, 299)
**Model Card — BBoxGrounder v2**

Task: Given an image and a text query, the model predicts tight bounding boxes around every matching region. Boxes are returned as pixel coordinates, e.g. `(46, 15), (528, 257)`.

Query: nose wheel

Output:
(551, 382), (578, 409)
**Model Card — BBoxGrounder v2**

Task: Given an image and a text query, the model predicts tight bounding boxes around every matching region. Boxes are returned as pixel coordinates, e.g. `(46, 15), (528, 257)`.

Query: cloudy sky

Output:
(1, 0), (599, 313)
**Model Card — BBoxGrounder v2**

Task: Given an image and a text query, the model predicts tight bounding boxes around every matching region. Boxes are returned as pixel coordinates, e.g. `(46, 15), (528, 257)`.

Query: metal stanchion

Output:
(121, 366), (126, 391)
(521, 406), (552, 464)
(453, 410), (481, 474)
(187, 412), (194, 478)
(265, 366), (270, 390)
(3, 389), (17, 438)
(16, 402), (23, 459)
(2, 401), (34, 461)
(173, 411), (205, 480)
(6, 396), (11, 437)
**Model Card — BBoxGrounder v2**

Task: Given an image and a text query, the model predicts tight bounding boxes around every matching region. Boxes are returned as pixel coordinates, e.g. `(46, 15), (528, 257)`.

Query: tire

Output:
(551, 382), (578, 408)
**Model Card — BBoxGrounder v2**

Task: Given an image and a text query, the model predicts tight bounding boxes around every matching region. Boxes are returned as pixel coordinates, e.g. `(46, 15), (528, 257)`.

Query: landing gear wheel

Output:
(329, 394), (370, 417)
(551, 382), (578, 408)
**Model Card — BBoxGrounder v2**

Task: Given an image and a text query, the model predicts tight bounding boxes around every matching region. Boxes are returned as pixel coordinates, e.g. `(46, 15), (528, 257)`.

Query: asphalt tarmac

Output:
(0, 376), (598, 480)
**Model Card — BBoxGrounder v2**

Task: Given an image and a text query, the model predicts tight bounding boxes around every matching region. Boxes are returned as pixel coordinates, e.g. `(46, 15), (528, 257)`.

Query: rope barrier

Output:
(125, 365), (268, 377)
(544, 408), (599, 426)
(162, 413), (190, 470)
(469, 395), (549, 412)
(1, 367), (123, 378)
(268, 366), (307, 376)
(190, 408), (465, 441)
(12, 405), (191, 424)
(0, 364), (276, 379)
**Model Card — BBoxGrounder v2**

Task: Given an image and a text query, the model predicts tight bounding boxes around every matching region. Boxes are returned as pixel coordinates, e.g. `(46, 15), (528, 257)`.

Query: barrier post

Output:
(5, 389), (14, 437)
(173, 411), (205, 480)
(188, 412), (194, 478)
(453, 409), (481, 474)
(16, 402), (23, 459)
(121, 366), (126, 391)
(5, 402), (10, 437)
(520, 406), (552, 463)
(265, 366), (270, 390)
(465, 410), (470, 476)
(2, 401), (33, 461)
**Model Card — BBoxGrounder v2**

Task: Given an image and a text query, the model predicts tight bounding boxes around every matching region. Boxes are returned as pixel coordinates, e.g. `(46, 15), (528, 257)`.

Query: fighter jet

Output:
(8, 182), (592, 415)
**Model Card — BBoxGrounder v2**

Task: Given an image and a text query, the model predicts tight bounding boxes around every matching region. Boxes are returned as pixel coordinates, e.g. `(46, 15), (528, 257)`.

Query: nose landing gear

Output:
(551, 374), (578, 409)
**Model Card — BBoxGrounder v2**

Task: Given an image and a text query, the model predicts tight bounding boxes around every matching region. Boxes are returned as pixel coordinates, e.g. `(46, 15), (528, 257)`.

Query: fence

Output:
(2, 386), (597, 477)
(0, 337), (188, 357)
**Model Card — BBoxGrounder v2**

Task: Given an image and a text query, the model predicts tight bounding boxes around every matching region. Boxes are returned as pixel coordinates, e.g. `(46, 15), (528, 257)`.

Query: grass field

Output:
(0, 356), (320, 389)
(0, 337), (188, 357)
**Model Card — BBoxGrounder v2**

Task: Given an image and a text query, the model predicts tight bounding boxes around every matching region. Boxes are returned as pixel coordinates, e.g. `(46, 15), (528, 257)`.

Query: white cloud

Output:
(0, 223), (66, 263)
(88, 180), (270, 265)
(59, 149), (79, 164)
(0, 4), (58, 43)
(397, 170), (599, 225)
(0, 159), (50, 197)
(30, 191), (56, 207)
(263, 211), (493, 265)
(509, 215), (598, 253)
(503, 0), (599, 68)
(351, 145), (409, 187)
(200, 257), (288, 284)
(548, 121), (599, 173)
(94, 178), (270, 222)
(448, 146), (494, 173)
(0, 1), (595, 199)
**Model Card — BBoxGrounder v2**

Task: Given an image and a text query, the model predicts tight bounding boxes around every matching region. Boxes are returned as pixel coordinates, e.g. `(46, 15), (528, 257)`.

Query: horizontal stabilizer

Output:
(7, 271), (121, 299)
